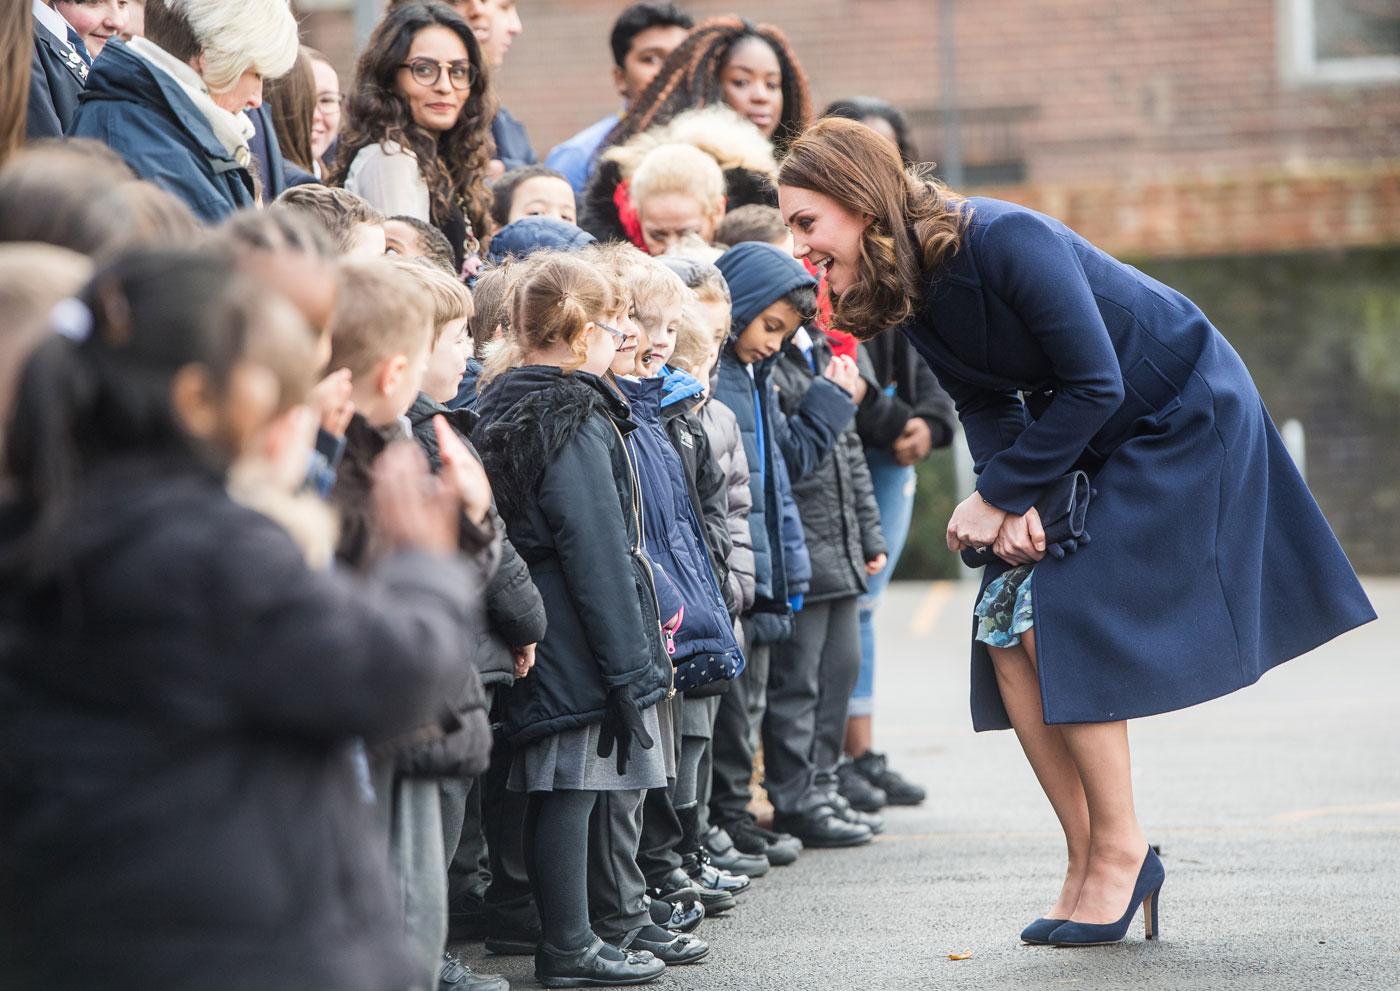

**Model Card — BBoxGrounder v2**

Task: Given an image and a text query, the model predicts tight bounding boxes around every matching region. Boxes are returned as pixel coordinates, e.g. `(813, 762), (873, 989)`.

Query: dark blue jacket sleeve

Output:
(969, 211), (1125, 513)
(773, 445), (812, 594)
(27, 45), (65, 139)
(771, 376), (855, 483)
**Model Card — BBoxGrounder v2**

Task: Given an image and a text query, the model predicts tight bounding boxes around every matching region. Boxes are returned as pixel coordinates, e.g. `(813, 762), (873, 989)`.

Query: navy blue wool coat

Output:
(70, 41), (255, 224)
(900, 197), (1376, 731)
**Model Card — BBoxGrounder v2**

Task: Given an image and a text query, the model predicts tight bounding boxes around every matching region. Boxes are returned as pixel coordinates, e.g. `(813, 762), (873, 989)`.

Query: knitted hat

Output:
(485, 216), (596, 266)
(714, 241), (816, 330)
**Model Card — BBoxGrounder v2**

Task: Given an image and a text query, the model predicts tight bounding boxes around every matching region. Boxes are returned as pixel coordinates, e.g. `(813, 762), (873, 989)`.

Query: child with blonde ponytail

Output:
(471, 253), (673, 989)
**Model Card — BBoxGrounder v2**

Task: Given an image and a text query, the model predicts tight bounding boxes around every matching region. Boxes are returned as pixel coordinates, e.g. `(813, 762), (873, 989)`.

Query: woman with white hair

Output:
(69, 0), (298, 222)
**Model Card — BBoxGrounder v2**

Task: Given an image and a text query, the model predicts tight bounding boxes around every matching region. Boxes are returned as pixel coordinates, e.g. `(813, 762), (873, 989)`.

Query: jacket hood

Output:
(601, 105), (778, 181)
(716, 242), (818, 330)
(657, 366), (706, 409)
(81, 40), (231, 165)
(485, 216), (597, 266)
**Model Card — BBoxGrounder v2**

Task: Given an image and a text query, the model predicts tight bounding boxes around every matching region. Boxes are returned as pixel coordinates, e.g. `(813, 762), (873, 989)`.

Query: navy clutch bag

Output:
(961, 470), (1092, 568)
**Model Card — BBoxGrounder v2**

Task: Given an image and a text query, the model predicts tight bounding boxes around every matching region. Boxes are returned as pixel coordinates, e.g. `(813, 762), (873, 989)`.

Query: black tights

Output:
(524, 790), (594, 952)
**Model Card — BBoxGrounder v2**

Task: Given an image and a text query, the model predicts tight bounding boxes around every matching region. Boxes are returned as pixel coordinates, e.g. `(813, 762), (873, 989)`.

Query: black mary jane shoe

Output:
(649, 868), (735, 914)
(647, 893), (705, 934)
(617, 926), (710, 966)
(534, 937), (665, 989)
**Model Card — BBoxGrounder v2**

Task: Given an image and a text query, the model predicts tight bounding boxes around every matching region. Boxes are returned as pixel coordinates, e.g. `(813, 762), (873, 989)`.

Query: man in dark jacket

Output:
(767, 326), (888, 845)
(27, 2), (89, 139)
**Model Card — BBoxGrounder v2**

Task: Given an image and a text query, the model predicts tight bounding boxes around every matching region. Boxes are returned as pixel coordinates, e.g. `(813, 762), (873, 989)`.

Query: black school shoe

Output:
(439, 952), (509, 991)
(853, 750), (927, 806)
(701, 825), (771, 877)
(729, 818), (802, 867)
(827, 790), (885, 835)
(535, 938), (665, 989)
(649, 867), (736, 915)
(612, 926), (710, 966)
(837, 757), (888, 812)
(772, 805), (873, 848)
(683, 851), (752, 896)
(646, 892), (705, 934)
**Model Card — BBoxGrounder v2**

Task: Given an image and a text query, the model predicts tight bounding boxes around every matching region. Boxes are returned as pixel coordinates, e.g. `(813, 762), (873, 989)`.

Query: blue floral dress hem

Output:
(975, 565), (1035, 648)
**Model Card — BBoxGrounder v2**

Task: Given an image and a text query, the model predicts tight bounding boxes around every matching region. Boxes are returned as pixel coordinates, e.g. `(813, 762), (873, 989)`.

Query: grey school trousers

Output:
(762, 596), (862, 815)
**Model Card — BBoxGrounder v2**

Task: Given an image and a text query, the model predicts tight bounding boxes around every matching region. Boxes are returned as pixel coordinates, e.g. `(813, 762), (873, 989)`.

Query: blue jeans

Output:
(851, 449), (917, 717)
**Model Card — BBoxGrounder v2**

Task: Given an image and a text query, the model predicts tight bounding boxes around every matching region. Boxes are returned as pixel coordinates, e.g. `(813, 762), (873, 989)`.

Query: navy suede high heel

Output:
(1019, 917), (1067, 945)
(1049, 847), (1164, 947)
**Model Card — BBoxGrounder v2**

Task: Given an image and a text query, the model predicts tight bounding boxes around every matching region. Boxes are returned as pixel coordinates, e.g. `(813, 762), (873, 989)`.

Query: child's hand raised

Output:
(308, 368), (355, 438)
(822, 354), (861, 397)
(434, 416), (492, 527)
(372, 441), (459, 555)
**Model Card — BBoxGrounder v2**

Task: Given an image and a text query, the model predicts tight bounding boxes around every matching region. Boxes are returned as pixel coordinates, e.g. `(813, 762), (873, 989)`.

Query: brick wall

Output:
(299, 1), (1400, 256)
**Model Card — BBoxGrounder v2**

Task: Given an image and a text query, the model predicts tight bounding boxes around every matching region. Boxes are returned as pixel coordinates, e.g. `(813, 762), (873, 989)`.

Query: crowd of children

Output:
(3, 2), (958, 989)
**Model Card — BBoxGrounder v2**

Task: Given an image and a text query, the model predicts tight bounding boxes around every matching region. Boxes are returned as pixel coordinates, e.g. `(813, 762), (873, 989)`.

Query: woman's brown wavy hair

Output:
(332, 1), (496, 251)
(606, 16), (811, 157)
(778, 117), (971, 338)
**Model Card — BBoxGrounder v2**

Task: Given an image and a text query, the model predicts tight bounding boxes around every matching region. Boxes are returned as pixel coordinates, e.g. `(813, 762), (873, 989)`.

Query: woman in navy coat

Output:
(777, 118), (1375, 948)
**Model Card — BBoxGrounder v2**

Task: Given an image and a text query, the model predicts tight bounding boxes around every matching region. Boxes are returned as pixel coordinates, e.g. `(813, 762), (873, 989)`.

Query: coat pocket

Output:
(1086, 356), (1183, 461)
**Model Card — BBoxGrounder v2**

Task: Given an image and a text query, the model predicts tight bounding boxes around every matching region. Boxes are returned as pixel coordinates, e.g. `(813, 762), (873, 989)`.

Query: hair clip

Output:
(50, 297), (93, 344)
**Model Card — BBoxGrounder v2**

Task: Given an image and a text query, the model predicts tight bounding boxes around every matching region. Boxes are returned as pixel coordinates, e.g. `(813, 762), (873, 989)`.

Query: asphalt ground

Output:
(454, 578), (1399, 991)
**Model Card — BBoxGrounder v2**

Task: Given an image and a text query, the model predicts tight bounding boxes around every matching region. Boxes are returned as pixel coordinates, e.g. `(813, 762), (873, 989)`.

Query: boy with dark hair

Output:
(385, 214), (456, 274)
(545, 2), (694, 194)
(490, 164), (576, 229)
(708, 241), (872, 856)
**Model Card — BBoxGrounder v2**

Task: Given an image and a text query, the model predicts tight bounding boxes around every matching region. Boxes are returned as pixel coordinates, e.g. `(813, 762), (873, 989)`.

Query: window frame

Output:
(1279, 0), (1400, 84)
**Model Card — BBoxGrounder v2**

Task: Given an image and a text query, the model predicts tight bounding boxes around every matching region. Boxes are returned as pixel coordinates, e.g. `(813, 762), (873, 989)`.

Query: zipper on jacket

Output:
(610, 417), (676, 700)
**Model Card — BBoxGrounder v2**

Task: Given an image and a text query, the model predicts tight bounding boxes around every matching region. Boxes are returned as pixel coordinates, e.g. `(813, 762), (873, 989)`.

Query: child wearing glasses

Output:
(472, 253), (673, 989)
(336, 3), (494, 276)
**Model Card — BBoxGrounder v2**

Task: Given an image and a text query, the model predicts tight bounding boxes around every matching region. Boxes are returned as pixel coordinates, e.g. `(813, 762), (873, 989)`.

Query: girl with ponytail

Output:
(471, 253), (674, 989)
(0, 249), (494, 989)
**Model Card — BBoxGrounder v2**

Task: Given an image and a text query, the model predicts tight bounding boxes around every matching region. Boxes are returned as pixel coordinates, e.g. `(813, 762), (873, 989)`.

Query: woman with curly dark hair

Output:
(607, 16), (810, 156)
(581, 18), (808, 244)
(335, 1), (495, 273)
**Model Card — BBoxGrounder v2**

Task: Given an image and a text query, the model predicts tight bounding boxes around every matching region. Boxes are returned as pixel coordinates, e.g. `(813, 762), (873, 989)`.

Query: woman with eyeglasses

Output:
(334, 1), (496, 274)
(307, 48), (342, 172)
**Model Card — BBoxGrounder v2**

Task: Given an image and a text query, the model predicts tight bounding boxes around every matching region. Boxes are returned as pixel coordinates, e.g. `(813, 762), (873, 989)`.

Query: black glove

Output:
(596, 685), (655, 776)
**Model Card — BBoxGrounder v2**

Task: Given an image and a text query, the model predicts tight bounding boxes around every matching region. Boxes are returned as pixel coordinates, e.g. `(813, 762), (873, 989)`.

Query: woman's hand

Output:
(946, 490), (1008, 554)
(434, 416), (492, 527)
(993, 507), (1047, 566)
(865, 553), (888, 576)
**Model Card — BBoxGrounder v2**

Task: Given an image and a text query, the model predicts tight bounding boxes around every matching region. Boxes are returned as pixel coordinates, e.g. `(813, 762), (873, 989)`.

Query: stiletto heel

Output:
(1143, 885), (1161, 940)
(1048, 847), (1165, 947)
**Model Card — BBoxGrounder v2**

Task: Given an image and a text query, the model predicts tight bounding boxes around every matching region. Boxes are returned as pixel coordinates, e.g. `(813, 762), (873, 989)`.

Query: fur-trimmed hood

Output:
(581, 106), (780, 245)
(601, 105), (777, 180)
(473, 366), (633, 519)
